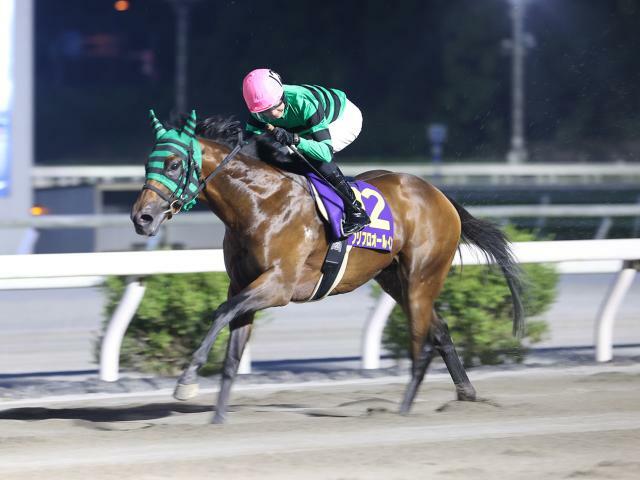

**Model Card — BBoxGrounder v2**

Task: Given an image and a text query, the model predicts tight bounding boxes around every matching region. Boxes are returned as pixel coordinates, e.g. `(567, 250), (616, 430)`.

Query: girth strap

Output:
(309, 239), (350, 301)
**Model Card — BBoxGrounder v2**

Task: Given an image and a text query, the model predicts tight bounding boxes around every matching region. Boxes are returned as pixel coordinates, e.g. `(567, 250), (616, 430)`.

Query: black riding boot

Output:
(315, 161), (371, 237)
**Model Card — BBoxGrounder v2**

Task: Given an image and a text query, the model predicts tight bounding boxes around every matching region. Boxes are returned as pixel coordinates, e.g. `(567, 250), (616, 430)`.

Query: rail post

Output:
(99, 278), (147, 381)
(595, 260), (639, 362)
(361, 292), (397, 369)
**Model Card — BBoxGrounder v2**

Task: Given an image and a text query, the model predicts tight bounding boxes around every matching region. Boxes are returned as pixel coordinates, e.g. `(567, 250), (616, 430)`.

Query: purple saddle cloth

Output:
(307, 173), (394, 252)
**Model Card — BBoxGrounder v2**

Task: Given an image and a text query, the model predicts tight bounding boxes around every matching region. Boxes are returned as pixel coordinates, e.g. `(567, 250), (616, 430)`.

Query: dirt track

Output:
(1, 364), (639, 480)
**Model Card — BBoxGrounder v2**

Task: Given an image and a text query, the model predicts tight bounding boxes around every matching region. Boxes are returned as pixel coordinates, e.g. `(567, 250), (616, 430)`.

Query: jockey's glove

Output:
(270, 127), (299, 147)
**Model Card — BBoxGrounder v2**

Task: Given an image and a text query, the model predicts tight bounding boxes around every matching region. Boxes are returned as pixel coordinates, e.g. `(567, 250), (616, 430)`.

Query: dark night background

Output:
(35, 0), (640, 164)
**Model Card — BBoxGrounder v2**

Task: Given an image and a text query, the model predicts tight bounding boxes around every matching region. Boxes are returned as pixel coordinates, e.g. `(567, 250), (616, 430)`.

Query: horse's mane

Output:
(194, 115), (303, 172)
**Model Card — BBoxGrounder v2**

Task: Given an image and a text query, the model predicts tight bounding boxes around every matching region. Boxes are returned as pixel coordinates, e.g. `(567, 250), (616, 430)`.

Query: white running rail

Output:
(1, 204), (640, 229)
(362, 239), (640, 368)
(0, 239), (637, 380)
(30, 163), (640, 188)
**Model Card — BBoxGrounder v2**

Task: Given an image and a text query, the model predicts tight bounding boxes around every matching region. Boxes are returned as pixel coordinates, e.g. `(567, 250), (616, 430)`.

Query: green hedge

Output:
(99, 272), (232, 376)
(378, 227), (558, 367)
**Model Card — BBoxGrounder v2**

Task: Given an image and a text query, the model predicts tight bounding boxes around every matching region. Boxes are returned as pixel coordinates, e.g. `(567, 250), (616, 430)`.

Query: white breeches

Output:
(328, 99), (363, 153)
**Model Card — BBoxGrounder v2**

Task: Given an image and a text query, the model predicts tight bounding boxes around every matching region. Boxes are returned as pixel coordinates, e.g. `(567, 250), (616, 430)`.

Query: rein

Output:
(143, 133), (246, 215)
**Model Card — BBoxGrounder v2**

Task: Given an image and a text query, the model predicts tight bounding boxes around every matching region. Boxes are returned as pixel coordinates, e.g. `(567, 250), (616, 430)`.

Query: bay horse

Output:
(131, 111), (524, 424)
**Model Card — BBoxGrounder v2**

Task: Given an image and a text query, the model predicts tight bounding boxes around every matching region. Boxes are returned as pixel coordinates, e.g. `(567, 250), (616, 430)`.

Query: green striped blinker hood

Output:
(146, 109), (202, 212)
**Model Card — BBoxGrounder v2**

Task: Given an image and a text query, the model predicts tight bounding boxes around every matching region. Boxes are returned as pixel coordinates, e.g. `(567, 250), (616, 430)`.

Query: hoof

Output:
(174, 383), (199, 401)
(212, 413), (226, 424)
(398, 404), (412, 416)
(456, 386), (477, 402)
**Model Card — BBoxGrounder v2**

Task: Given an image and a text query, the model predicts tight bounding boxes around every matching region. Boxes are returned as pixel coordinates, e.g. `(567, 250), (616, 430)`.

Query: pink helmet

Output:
(242, 68), (284, 113)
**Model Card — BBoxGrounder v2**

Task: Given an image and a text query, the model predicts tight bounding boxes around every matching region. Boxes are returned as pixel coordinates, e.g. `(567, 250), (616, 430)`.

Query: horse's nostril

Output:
(139, 214), (153, 225)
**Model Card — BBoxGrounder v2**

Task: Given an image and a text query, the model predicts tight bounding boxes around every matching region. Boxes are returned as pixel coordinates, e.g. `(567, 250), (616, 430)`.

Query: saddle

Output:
(305, 172), (395, 301)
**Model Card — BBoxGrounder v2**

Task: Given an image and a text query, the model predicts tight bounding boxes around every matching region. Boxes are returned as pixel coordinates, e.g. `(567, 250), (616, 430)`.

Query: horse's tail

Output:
(447, 196), (526, 337)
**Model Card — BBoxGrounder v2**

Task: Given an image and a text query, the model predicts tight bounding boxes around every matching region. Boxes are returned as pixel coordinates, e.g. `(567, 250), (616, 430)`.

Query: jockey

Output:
(242, 68), (370, 236)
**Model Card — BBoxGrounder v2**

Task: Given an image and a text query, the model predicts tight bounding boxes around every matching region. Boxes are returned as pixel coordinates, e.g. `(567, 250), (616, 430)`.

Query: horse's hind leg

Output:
(431, 314), (476, 401)
(376, 261), (473, 412)
(213, 313), (254, 424)
(375, 263), (438, 414)
(398, 288), (438, 415)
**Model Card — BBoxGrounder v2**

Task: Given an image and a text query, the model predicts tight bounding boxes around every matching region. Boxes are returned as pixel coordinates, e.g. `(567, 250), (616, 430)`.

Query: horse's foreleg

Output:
(213, 313), (254, 424)
(174, 273), (289, 411)
(432, 316), (476, 401)
(173, 294), (250, 399)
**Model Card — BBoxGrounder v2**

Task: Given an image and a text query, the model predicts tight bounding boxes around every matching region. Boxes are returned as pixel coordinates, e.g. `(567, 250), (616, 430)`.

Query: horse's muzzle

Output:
(131, 207), (165, 236)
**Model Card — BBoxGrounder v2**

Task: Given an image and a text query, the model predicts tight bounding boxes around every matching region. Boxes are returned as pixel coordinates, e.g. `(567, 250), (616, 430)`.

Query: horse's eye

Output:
(169, 162), (180, 171)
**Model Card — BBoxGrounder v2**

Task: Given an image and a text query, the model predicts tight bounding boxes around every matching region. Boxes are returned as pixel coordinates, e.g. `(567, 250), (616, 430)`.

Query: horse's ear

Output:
(182, 109), (197, 138)
(149, 109), (167, 140)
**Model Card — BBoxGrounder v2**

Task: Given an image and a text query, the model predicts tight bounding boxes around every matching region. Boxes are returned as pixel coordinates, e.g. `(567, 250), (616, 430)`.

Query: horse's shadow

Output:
(0, 402), (212, 423)
(0, 402), (322, 423)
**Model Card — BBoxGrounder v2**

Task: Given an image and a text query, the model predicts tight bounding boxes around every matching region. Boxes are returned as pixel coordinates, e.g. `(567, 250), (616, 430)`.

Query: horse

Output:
(131, 111), (524, 424)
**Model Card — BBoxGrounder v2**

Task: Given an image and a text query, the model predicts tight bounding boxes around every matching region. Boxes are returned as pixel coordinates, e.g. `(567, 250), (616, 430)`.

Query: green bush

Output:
(99, 272), (233, 376)
(379, 227), (558, 367)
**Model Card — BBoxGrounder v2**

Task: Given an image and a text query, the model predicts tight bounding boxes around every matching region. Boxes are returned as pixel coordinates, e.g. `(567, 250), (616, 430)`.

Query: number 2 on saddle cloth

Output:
(307, 172), (394, 251)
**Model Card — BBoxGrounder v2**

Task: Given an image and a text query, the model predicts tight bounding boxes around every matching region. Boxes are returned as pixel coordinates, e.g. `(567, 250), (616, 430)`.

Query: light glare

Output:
(114, 1), (130, 12)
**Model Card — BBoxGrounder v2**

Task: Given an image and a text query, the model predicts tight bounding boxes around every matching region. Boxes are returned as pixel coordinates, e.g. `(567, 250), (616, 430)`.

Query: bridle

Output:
(142, 132), (245, 216)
